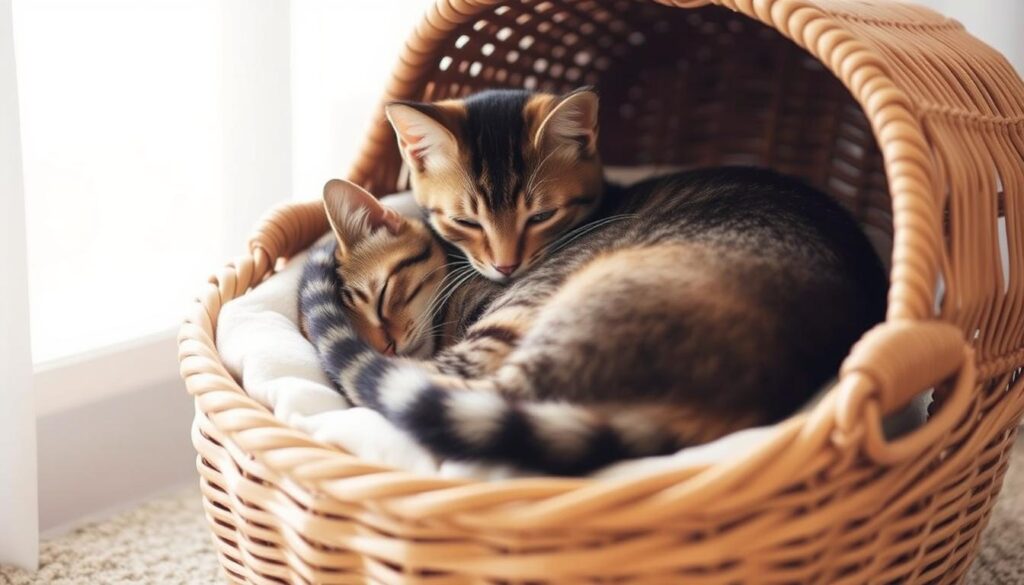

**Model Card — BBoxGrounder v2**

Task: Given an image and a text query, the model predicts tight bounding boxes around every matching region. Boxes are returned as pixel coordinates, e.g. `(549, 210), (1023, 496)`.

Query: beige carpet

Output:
(2, 436), (1021, 584)
(967, 433), (1024, 585)
(0, 486), (221, 585)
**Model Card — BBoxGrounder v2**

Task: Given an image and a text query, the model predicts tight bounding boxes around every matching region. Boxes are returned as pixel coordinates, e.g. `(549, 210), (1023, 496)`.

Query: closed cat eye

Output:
(453, 217), (482, 229)
(403, 280), (426, 305)
(528, 210), (556, 224)
(376, 278), (390, 322)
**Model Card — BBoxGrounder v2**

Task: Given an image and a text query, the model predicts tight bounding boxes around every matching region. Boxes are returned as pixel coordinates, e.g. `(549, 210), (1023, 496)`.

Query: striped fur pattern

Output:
(299, 168), (888, 475)
(385, 88), (604, 282)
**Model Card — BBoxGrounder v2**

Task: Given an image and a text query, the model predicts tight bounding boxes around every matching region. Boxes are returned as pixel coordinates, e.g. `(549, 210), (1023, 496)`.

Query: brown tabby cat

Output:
(385, 88), (603, 281)
(299, 167), (888, 475)
(300, 180), (498, 357)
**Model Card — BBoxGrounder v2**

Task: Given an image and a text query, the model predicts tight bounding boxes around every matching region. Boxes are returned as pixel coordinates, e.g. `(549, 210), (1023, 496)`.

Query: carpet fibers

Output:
(0, 486), (220, 585)
(2, 436), (1021, 584)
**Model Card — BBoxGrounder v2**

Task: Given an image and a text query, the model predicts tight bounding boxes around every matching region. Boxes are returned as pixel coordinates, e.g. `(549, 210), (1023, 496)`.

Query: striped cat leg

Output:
(430, 272), (571, 388)
(432, 303), (538, 380)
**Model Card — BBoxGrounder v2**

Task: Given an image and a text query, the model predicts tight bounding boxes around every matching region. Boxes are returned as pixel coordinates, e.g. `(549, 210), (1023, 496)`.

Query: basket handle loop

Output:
(247, 200), (330, 274)
(835, 320), (975, 464)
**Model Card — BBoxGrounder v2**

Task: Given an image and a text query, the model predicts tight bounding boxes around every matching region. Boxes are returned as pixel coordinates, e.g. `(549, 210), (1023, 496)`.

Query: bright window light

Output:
(14, 0), (225, 363)
(290, 0), (427, 200)
(13, 0), (430, 364)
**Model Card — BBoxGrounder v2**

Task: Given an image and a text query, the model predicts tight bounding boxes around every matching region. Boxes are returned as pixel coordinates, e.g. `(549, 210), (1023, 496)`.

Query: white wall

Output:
(916, 0), (1022, 73)
(221, 0), (293, 243)
(37, 379), (196, 531)
(290, 0), (427, 200)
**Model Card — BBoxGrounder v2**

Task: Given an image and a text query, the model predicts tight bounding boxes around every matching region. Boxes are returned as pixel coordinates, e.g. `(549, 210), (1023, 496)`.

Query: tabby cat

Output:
(299, 169), (888, 475)
(385, 88), (603, 281)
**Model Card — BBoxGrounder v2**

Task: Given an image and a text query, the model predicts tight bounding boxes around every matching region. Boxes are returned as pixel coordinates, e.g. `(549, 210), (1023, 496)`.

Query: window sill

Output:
(33, 329), (181, 417)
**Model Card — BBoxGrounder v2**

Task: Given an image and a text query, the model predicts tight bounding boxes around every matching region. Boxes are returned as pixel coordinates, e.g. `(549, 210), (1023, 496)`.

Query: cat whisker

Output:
(525, 148), (559, 195)
(421, 262), (453, 282)
(541, 213), (638, 257)
(418, 319), (460, 339)
(431, 268), (475, 311)
(527, 175), (558, 195)
(410, 273), (474, 344)
(413, 266), (475, 340)
(416, 271), (466, 329)
(428, 270), (476, 321)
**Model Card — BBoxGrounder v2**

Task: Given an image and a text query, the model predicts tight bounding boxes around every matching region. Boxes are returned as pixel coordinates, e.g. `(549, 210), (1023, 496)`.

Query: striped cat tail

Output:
(347, 363), (688, 475)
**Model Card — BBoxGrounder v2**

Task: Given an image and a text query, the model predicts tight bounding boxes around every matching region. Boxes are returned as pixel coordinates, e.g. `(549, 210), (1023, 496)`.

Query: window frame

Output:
(32, 329), (179, 417)
(1, 0), (38, 570)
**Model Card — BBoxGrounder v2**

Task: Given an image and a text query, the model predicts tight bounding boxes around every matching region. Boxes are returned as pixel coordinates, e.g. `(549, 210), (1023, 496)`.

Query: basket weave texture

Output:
(178, 1), (1024, 583)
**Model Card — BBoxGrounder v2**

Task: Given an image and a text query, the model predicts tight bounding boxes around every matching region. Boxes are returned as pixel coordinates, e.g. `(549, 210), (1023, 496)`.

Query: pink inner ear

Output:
(377, 207), (403, 234)
(409, 145), (428, 161)
(354, 191), (404, 235)
(400, 135), (431, 172)
(324, 179), (404, 236)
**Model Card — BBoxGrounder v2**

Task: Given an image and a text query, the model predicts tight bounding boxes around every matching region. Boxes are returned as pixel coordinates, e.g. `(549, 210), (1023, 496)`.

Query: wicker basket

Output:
(177, 0), (1024, 583)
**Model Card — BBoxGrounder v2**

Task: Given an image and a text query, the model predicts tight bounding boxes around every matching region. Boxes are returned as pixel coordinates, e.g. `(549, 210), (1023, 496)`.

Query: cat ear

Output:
(385, 102), (459, 173)
(323, 179), (403, 255)
(534, 88), (599, 158)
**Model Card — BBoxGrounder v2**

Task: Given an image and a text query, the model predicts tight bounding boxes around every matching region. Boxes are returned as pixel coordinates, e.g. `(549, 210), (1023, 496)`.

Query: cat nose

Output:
(493, 263), (520, 277)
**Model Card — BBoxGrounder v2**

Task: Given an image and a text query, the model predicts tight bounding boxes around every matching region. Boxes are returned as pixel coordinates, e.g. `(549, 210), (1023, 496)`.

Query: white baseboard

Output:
(38, 480), (199, 540)
(33, 329), (179, 418)
(36, 377), (196, 531)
